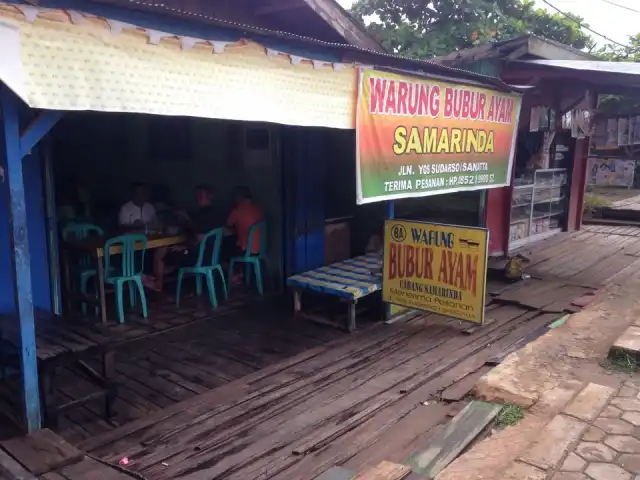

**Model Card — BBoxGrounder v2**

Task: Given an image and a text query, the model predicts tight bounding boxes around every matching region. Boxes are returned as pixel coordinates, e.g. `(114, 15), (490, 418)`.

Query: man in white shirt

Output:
(118, 182), (156, 229)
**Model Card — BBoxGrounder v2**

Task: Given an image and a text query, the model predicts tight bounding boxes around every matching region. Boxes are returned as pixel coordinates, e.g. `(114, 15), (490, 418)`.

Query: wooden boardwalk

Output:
(515, 225), (640, 287)
(5, 226), (640, 478)
(605, 192), (640, 211)
(45, 301), (344, 446)
(0, 428), (139, 479)
(80, 303), (565, 480)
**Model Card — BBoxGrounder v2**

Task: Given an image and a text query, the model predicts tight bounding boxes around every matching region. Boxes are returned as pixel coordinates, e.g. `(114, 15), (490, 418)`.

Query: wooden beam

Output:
(354, 461), (411, 480)
(20, 110), (64, 158)
(406, 401), (502, 478)
(313, 466), (356, 480)
(256, 0), (305, 15)
(0, 448), (36, 479)
(527, 36), (595, 61)
(0, 86), (41, 433)
(302, 0), (384, 52)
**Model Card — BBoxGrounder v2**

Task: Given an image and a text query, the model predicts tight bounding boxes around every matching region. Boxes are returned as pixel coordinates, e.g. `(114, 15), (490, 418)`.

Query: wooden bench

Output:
(286, 253), (383, 332)
(0, 300), (247, 432)
(0, 310), (117, 430)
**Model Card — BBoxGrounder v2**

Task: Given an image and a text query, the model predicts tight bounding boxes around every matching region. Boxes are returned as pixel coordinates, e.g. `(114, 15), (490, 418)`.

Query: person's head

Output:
(131, 182), (148, 206)
(195, 184), (213, 207)
(233, 186), (252, 206)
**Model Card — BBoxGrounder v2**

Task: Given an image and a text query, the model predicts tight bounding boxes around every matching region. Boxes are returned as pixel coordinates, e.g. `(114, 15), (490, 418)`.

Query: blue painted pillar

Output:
(1, 87), (41, 432)
(384, 200), (395, 321)
(386, 201), (395, 221)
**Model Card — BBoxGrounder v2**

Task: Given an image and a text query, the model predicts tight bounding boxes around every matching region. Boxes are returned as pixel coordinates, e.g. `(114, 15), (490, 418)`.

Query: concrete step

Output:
(610, 325), (640, 361)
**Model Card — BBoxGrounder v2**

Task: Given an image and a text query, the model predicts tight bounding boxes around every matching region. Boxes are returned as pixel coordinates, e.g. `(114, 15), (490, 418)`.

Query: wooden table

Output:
(286, 253), (383, 332)
(62, 234), (186, 323)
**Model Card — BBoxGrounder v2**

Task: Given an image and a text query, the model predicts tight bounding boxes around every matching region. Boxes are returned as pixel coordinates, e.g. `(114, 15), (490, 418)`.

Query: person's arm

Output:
(146, 204), (157, 224)
(175, 209), (191, 224)
(118, 204), (130, 227)
(225, 209), (237, 236)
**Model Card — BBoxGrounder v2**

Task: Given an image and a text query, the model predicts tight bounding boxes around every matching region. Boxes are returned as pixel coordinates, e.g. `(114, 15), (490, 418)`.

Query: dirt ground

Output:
(436, 281), (640, 480)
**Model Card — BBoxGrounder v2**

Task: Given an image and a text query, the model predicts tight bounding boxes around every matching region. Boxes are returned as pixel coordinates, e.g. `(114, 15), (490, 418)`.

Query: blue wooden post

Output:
(384, 200), (395, 321)
(386, 201), (395, 221)
(1, 87), (41, 432)
(1, 87), (63, 432)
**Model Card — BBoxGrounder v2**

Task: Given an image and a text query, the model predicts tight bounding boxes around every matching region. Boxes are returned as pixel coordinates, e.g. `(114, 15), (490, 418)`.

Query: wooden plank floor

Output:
(0, 294), (346, 447)
(514, 225), (640, 287)
(50, 300), (345, 446)
(605, 192), (640, 211)
(0, 428), (139, 479)
(4, 228), (637, 478)
(80, 304), (562, 480)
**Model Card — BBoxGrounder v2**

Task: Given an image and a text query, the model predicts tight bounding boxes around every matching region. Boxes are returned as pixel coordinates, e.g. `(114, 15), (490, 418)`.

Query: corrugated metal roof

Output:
(88, 0), (385, 52)
(7, 0), (519, 93)
(433, 34), (594, 66)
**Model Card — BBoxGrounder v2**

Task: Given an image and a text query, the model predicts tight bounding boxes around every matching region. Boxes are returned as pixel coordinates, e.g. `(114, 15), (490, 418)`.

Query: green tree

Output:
(595, 34), (640, 114)
(350, 0), (595, 58)
(597, 33), (640, 61)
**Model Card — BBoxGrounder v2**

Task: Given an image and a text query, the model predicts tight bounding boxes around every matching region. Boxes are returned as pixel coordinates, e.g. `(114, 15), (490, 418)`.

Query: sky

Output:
(336, 0), (639, 48)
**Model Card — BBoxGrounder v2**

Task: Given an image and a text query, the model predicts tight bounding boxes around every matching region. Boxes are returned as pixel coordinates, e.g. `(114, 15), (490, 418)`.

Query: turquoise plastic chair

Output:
(62, 222), (103, 243)
(176, 228), (227, 308)
(103, 234), (148, 323)
(228, 221), (267, 296)
(62, 222), (104, 315)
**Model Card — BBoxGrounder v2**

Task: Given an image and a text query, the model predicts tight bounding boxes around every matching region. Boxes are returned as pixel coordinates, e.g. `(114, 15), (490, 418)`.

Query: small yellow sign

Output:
(383, 219), (488, 324)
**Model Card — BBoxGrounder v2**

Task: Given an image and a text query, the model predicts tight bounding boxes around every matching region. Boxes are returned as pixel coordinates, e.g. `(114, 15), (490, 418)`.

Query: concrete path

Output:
(508, 380), (640, 480)
(437, 281), (640, 480)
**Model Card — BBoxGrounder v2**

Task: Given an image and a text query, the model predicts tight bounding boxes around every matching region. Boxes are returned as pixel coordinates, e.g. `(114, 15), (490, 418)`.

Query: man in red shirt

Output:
(223, 186), (264, 284)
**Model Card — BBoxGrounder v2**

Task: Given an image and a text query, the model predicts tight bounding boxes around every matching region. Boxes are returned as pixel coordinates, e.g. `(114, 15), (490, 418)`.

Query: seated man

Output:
(223, 186), (264, 284)
(119, 181), (156, 230)
(147, 184), (224, 290)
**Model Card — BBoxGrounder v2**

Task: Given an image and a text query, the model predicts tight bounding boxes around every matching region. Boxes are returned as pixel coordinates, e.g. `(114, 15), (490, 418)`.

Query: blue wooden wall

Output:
(283, 127), (325, 277)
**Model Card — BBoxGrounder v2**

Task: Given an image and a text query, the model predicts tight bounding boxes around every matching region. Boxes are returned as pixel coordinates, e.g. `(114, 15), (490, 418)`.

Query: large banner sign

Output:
(383, 220), (488, 324)
(356, 70), (522, 204)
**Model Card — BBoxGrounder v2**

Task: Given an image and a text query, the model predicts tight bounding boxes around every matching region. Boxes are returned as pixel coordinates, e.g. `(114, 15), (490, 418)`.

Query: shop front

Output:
(0, 0), (521, 433)
(507, 110), (582, 249)
(495, 59), (640, 255)
(285, 68), (522, 325)
(432, 36), (594, 256)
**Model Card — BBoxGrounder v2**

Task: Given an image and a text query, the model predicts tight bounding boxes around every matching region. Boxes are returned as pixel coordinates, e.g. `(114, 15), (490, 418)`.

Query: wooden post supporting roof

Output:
(0, 85), (63, 432)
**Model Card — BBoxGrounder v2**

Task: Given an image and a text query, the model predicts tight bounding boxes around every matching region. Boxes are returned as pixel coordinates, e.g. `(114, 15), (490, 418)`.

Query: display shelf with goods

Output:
(509, 168), (567, 250)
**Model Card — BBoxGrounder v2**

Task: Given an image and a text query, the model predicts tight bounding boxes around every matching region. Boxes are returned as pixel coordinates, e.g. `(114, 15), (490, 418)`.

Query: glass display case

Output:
(509, 168), (567, 249)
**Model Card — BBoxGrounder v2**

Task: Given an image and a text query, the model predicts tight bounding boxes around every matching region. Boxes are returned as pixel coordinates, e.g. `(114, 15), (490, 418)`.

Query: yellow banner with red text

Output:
(383, 219), (488, 324)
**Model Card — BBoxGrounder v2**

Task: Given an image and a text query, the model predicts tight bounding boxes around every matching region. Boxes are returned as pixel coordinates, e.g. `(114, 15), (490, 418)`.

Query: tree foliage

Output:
(597, 34), (640, 62)
(594, 34), (640, 115)
(350, 0), (595, 58)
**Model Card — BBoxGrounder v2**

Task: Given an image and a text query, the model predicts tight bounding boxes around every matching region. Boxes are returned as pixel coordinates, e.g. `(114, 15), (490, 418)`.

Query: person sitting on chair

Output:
(119, 181), (156, 231)
(223, 186), (264, 285)
(145, 184), (224, 291)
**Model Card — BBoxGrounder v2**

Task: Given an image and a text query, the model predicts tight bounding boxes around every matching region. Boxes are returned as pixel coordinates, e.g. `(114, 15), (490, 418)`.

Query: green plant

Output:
(496, 403), (525, 428)
(600, 353), (640, 374)
(583, 193), (611, 214)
